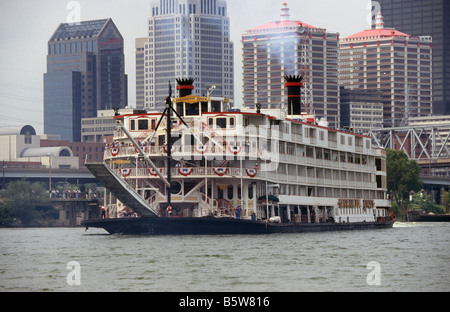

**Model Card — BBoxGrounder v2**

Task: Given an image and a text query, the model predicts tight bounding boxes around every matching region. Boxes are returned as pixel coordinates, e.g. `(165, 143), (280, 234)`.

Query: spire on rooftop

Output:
(375, 11), (384, 29)
(281, 2), (290, 21)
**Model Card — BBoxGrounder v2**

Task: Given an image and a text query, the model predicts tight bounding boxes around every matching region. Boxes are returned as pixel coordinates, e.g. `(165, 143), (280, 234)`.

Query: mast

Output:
(166, 82), (173, 209)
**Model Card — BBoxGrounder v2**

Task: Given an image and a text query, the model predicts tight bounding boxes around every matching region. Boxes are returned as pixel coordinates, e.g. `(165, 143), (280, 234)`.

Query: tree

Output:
(386, 149), (423, 205)
(443, 190), (450, 206)
(409, 192), (445, 214)
(0, 179), (51, 226)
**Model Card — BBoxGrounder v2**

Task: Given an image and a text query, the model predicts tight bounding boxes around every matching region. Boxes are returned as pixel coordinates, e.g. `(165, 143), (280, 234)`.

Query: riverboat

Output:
(82, 77), (394, 235)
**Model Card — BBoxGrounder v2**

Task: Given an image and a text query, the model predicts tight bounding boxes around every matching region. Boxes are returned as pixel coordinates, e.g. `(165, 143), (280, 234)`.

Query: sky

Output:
(0, 0), (373, 134)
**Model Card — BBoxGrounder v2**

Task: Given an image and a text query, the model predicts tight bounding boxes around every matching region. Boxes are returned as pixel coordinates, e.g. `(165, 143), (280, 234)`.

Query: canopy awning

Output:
(258, 195), (279, 203)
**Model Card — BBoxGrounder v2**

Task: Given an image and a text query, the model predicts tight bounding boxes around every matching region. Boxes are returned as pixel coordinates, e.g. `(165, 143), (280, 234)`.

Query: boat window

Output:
(186, 102), (199, 116)
(201, 102), (208, 114)
(211, 101), (221, 112)
(177, 103), (184, 117)
(229, 117), (235, 128)
(216, 118), (227, 129)
(248, 184), (253, 199)
(208, 118), (214, 127)
(319, 131), (325, 141)
(130, 120), (136, 131)
(228, 185), (233, 199)
(138, 119), (149, 130)
(158, 135), (165, 146)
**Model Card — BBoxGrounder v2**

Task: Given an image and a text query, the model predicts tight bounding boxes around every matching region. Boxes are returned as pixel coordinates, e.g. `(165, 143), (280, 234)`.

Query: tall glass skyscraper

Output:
(373, 0), (450, 115)
(44, 19), (127, 142)
(144, 0), (234, 111)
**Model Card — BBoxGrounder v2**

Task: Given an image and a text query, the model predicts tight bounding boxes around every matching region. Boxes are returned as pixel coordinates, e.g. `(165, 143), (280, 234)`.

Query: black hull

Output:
(82, 217), (396, 235)
(408, 214), (450, 222)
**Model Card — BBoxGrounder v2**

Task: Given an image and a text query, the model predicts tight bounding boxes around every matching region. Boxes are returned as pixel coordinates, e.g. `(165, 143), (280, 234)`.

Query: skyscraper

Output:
(44, 19), (127, 142)
(136, 38), (147, 109)
(144, 0), (234, 111)
(242, 3), (340, 128)
(373, 0), (450, 115)
(340, 12), (433, 127)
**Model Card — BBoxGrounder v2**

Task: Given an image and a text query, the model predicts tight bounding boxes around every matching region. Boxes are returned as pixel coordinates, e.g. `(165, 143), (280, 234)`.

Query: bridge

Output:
(50, 197), (101, 227)
(1, 166), (98, 189)
(368, 124), (450, 203)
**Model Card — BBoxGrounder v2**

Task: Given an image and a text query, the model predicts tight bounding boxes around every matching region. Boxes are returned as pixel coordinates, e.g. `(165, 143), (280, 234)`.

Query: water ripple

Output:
(0, 223), (449, 292)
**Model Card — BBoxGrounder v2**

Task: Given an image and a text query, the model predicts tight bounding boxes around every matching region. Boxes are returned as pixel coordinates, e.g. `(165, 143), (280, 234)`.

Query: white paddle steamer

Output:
(83, 77), (394, 234)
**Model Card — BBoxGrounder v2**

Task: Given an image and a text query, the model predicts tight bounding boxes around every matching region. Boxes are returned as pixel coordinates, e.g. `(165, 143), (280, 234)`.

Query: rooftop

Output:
(245, 3), (320, 34)
(344, 28), (410, 40)
(343, 12), (410, 41)
(50, 19), (110, 41)
(247, 20), (318, 33)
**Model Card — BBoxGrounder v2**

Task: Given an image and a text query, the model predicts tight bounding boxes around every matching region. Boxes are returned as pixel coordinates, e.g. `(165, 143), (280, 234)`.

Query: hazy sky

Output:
(0, 0), (373, 134)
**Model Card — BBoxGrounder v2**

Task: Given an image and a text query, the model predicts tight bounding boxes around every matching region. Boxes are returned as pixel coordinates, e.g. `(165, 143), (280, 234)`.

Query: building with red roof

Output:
(242, 3), (340, 129)
(339, 12), (433, 128)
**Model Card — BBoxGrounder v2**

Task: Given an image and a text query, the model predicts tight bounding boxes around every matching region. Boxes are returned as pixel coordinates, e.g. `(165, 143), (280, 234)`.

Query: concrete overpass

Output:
(1, 166), (98, 189)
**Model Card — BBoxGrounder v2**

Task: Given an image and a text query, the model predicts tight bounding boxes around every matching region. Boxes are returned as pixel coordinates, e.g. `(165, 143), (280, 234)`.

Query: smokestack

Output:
(176, 78), (195, 97)
(284, 75), (303, 115)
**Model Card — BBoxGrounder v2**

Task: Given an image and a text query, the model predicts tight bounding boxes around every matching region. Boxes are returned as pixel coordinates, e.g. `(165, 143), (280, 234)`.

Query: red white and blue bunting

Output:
(228, 146), (242, 155)
(148, 168), (162, 176)
(213, 167), (229, 176)
(162, 144), (177, 154)
(178, 167), (193, 176)
(195, 145), (208, 154)
(246, 168), (258, 178)
(121, 168), (132, 177)
(135, 146), (148, 154)
(110, 147), (120, 156)
(246, 164), (259, 178)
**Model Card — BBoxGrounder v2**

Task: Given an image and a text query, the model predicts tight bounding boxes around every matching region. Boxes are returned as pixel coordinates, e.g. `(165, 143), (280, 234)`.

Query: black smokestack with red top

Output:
(176, 78), (195, 97)
(284, 75), (303, 115)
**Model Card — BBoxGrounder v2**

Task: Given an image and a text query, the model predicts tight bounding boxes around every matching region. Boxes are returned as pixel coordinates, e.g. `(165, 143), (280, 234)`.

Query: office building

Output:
(373, 0), (450, 115)
(144, 0), (234, 111)
(44, 19), (128, 142)
(340, 87), (384, 134)
(136, 38), (147, 109)
(340, 12), (433, 127)
(242, 3), (340, 128)
(81, 108), (136, 143)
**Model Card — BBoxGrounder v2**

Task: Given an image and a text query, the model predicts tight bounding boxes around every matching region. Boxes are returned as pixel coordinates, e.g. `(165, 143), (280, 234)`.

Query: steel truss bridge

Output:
(367, 124), (450, 191)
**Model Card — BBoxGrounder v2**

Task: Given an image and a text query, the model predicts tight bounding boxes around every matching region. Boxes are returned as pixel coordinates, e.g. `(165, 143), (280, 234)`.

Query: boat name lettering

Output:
(338, 198), (361, 208)
(363, 199), (375, 209)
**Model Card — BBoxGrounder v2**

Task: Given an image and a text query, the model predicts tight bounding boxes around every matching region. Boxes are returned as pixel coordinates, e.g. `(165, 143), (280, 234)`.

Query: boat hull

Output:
(82, 217), (396, 235)
(407, 214), (450, 222)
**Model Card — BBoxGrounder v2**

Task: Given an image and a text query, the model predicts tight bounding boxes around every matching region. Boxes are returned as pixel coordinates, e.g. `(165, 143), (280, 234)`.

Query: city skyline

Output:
(44, 18), (128, 142)
(0, 0), (372, 134)
(143, 0), (234, 111)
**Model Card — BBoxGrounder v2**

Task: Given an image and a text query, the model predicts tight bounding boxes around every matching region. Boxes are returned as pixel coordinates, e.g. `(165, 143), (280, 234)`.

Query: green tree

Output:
(386, 149), (423, 205)
(443, 190), (450, 206)
(409, 192), (445, 214)
(0, 179), (51, 226)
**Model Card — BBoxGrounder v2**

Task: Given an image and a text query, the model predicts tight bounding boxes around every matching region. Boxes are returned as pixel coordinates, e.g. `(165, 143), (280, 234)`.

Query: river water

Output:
(0, 222), (448, 292)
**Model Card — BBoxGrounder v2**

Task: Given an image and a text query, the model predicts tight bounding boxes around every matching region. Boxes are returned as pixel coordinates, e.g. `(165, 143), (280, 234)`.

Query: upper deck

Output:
(110, 102), (382, 160)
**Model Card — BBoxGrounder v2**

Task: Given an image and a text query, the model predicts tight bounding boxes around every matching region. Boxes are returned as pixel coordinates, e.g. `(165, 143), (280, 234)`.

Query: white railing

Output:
(104, 144), (263, 160)
(112, 166), (260, 179)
